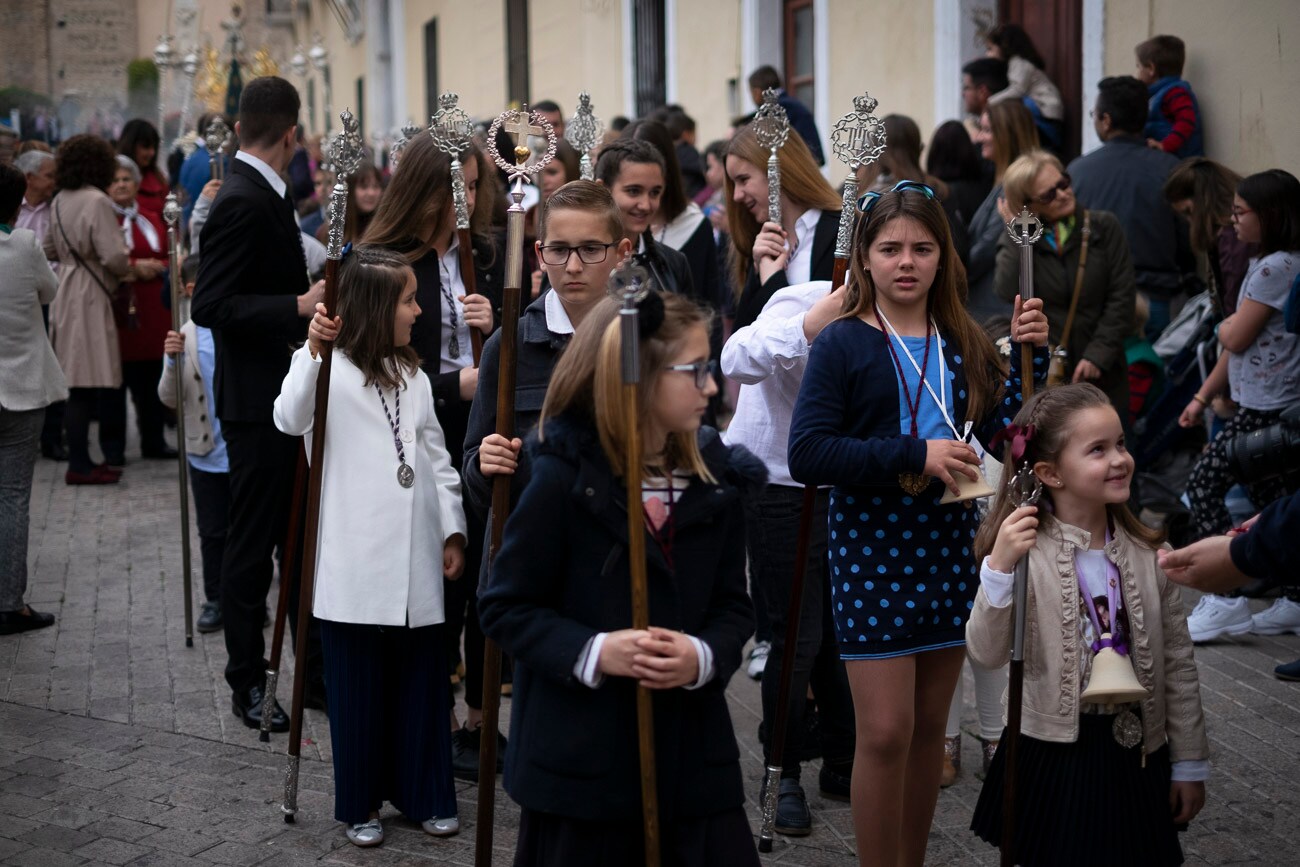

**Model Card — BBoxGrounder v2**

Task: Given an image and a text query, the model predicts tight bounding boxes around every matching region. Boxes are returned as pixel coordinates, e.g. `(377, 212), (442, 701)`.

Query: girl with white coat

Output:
(273, 245), (467, 848)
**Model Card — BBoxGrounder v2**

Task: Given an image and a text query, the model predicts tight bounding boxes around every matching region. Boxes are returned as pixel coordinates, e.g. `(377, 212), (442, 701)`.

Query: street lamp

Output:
(290, 44), (308, 79)
(174, 46), (200, 154)
(309, 34), (332, 135)
(153, 34), (176, 139)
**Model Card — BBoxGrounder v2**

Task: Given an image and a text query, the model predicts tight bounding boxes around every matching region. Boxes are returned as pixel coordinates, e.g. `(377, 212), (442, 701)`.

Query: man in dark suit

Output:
(191, 76), (324, 731)
(747, 65), (824, 166)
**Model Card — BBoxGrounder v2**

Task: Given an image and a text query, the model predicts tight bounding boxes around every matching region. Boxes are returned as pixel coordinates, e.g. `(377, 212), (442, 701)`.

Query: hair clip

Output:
(340, 241), (354, 261)
(989, 423), (1036, 463)
(856, 179), (937, 214)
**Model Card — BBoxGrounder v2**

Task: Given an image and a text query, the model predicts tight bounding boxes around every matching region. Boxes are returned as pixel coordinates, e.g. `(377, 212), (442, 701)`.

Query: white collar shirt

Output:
(785, 207), (821, 287)
(234, 150), (287, 198)
(544, 287), (576, 335)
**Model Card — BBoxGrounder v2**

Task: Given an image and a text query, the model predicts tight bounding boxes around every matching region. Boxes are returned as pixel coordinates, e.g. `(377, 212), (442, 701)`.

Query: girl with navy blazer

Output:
(479, 294), (763, 866)
(787, 184), (1048, 866)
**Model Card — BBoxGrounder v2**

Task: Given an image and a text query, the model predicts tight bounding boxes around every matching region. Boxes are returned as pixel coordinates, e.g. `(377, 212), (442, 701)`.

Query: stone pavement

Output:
(3, 441), (1300, 866)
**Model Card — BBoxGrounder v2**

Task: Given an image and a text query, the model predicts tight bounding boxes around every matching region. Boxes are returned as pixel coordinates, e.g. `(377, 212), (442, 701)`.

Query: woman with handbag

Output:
(43, 135), (132, 485)
(105, 154), (173, 463)
(995, 150), (1137, 414)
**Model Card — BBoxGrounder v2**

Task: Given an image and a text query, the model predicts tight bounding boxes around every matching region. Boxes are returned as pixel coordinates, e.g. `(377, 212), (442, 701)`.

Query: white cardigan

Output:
(273, 346), (467, 627)
(0, 228), (67, 411)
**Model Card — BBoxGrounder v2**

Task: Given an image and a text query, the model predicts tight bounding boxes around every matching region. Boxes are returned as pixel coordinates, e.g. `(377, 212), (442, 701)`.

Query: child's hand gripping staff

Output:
(476, 105), (557, 867)
(758, 89), (887, 855)
(432, 92), (486, 367)
(612, 263), (662, 867)
(280, 110), (366, 824)
(162, 193), (195, 650)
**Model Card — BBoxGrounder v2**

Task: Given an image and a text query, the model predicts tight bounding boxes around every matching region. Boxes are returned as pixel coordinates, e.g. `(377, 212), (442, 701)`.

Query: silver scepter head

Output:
(1010, 461), (1044, 508)
(486, 104), (557, 205)
(609, 260), (654, 385)
(830, 91), (887, 260)
(390, 119), (423, 166)
(1007, 206), (1045, 246)
(204, 117), (230, 157)
(163, 192), (182, 229)
(431, 93), (476, 230)
(565, 91), (604, 181)
(325, 109), (366, 260)
(753, 88), (791, 153)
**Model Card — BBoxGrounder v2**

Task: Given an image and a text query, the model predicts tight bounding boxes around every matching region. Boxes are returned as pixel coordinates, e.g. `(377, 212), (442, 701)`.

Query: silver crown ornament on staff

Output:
(752, 87), (791, 227)
(161, 193), (196, 651)
(566, 91), (604, 181)
(204, 117), (232, 181)
(830, 93), (887, 265)
(278, 110), (365, 824)
(475, 103), (556, 867)
(430, 92), (485, 364)
(389, 119), (423, 166)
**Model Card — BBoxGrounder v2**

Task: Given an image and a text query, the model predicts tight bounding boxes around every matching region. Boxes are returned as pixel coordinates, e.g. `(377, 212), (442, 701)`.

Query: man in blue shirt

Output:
(178, 112), (231, 231)
(747, 65), (824, 166)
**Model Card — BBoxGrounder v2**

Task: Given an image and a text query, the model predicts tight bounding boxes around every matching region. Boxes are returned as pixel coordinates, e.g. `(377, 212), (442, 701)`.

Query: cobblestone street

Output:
(2, 439), (1299, 865)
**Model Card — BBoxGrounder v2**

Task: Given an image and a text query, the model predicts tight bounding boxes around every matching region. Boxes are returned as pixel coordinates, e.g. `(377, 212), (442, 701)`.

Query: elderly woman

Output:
(995, 149), (1136, 413)
(44, 135), (132, 484)
(106, 154), (172, 461)
(0, 163), (66, 633)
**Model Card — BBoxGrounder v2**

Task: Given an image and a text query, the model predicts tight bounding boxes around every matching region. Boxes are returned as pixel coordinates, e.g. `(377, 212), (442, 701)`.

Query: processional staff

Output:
(431, 92), (485, 367)
(565, 91), (604, 181)
(475, 103), (556, 867)
(756, 90), (886, 854)
(205, 117), (231, 181)
(752, 88), (791, 228)
(280, 109), (365, 823)
(1000, 206), (1045, 867)
(162, 193), (195, 650)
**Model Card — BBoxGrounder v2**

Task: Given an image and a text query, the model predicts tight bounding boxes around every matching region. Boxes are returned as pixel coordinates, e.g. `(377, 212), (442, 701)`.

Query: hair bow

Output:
(856, 179), (937, 215)
(340, 241), (354, 260)
(989, 423), (1036, 463)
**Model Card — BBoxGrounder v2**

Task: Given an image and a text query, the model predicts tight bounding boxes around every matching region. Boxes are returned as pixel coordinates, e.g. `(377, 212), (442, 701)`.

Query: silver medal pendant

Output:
(449, 334), (461, 359)
(1112, 708), (1142, 749)
(397, 462), (415, 489)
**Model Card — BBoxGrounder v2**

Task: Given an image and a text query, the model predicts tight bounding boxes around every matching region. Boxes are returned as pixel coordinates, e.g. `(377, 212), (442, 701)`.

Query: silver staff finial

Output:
(163, 192), (182, 228)
(486, 104), (557, 188)
(431, 93), (477, 231)
(565, 91), (604, 181)
(1007, 206), (1045, 246)
(204, 117), (230, 157)
(390, 119), (423, 165)
(831, 92), (887, 170)
(325, 109), (366, 259)
(753, 88), (791, 152)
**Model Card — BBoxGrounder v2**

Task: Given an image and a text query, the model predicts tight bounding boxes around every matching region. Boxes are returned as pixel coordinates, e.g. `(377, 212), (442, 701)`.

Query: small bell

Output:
(939, 468), (998, 504)
(1080, 633), (1149, 704)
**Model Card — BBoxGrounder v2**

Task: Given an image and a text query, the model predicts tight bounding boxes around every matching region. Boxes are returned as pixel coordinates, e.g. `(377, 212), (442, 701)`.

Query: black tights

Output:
(65, 387), (118, 474)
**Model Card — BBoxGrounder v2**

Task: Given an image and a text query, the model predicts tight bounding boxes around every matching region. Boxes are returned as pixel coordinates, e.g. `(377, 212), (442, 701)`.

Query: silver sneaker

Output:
(746, 640), (771, 680)
(345, 819), (383, 847)
(422, 815), (460, 837)
(1187, 595), (1252, 643)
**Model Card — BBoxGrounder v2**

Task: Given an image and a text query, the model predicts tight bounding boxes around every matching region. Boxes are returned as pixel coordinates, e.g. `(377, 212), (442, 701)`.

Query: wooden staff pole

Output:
(281, 111), (364, 822)
(475, 105), (557, 867)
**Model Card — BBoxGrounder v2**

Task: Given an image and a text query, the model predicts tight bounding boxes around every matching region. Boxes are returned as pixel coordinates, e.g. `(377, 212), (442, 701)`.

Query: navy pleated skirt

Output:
(513, 805), (760, 867)
(971, 713), (1185, 866)
(319, 619), (457, 824)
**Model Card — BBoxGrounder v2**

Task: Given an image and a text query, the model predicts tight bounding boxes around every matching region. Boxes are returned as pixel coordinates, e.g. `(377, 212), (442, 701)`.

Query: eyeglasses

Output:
(1231, 206), (1254, 219)
(857, 180), (937, 214)
(538, 243), (617, 266)
(664, 359), (718, 390)
(1032, 173), (1072, 206)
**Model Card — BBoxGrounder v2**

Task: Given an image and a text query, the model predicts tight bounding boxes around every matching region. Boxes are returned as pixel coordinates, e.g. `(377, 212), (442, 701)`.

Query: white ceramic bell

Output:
(939, 468), (998, 504)
(1080, 634), (1149, 704)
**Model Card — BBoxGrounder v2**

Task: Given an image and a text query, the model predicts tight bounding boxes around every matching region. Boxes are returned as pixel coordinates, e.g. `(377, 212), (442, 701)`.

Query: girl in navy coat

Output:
(479, 293), (762, 866)
(787, 182), (1049, 866)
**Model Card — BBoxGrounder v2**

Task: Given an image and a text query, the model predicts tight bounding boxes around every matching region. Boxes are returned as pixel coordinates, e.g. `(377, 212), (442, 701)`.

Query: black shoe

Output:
(819, 763), (852, 802)
(232, 686), (289, 732)
(451, 726), (506, 782)
(142, 444), (179, 459)
(197, 601), (223, 633)
(0, 606), (55, 636)
(773, 777), (812, 836)
(41, 443), (68, 461)
(1276, 658), (1300, 682)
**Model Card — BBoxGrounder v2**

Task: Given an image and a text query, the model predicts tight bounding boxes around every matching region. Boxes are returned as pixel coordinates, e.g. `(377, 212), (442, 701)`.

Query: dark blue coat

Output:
(478, 414), (763, 821)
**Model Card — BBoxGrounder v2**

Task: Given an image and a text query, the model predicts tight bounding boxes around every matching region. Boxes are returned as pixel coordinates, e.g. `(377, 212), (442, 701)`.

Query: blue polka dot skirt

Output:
(827, 485), (978, 659)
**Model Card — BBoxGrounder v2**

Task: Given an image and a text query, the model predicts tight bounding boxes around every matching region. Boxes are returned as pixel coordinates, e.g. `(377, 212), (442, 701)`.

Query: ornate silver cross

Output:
(1007, 206), (1045, 247)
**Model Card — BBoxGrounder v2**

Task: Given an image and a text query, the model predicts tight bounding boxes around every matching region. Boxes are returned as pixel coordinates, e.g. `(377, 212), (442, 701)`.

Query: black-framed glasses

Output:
(664, 359), (718, 390)
(538, 243), (617, 266)
(1032, 173), (1072, 206)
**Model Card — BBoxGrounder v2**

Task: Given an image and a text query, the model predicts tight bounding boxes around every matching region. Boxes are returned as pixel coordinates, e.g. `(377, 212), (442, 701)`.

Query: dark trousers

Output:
(38, 305), (64, 453)
(443, 504), (487, 709)
(221, 421), (320, 696)
(189, 465), (230, 603)
(0, 408), (44, 611)
(65, 387), (118, 474)
(745, 485), (855, 776)
(102, 359), (167, 462)
(319, 619), (457, 824)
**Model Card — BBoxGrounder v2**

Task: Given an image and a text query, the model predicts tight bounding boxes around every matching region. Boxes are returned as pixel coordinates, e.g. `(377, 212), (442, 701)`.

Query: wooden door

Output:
(999, 0), (1082, 160)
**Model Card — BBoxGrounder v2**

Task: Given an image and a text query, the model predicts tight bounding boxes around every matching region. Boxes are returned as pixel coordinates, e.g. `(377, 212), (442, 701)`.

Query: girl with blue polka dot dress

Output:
(788, 183), (1048, 866)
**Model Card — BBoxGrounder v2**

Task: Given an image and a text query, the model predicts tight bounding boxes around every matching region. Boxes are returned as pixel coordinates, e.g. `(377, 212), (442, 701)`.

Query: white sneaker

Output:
(746, 640), (771, 680)
(1187, 595), (1253, 643)
(1251, 597), (1300, 636)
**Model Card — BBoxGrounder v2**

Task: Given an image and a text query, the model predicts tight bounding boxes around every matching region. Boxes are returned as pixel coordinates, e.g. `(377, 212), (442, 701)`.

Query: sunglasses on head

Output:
(1032, 173), (1072, 206)
(857, 180), (936, 215)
